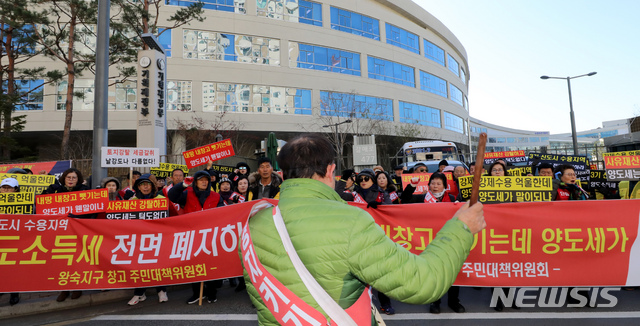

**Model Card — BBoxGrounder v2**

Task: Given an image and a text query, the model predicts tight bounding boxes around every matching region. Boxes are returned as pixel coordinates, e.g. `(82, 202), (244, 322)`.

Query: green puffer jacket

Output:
(242, 178), (474, 325)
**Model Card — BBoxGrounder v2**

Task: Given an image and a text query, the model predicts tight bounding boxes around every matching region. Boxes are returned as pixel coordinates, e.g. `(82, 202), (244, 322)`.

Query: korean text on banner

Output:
(101, 147), (160, 168)
(182, 139), (235, 169)
(105, 198), (169, 220)
(528, 152), (590, 183)
(401, 173), (456, 194)
(1, 199), (639, 292)
(458, 175), (553, 203)
(603, 151), (640, 181)
(484, 150), (527, 165)
(36, 189), (109, 215)
(0, 173), (56, 194)
(150, 163), (189, 179)
(0, 192), (35, 215)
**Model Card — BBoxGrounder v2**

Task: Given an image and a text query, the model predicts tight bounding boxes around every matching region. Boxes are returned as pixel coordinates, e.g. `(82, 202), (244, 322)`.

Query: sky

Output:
(414, 0), (640, 134)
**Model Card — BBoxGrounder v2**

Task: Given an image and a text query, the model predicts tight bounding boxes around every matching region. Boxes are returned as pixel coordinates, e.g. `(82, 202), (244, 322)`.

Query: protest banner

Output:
(527, 152), (590, 183)
(0, 192), (35, 215)
(0, 173), (56, 194)
(590, 170), (619, 190)
(105, 198), (169, 220)
(36, 189), (109, 215)
(458, 175), (553, 203)
(101, 147), (160, 168)
(603, 150), (640, 181)
(150, 163), (189, 179)
(207, 164), (235, 176)
(484, 150), (527, 165)
(182, 139), (235, 169)
(401, 172), (457, 194)
(506, 166), (533, 177)
(0, 160), (71, 177)
(1, 199), (639, 292)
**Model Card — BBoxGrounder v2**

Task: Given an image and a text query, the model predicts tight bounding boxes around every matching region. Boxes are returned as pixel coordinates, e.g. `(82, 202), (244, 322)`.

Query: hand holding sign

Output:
(183, 176), (194, 188)
(410, 177), (420, 187)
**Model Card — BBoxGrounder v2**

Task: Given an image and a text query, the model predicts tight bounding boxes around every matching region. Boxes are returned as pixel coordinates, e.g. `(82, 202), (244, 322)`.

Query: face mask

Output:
(432, 190), (445, 198)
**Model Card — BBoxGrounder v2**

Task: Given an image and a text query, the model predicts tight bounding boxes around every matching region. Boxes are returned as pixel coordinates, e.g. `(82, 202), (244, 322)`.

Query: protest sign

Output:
(527, 152), (590, 183)
(401, 172), (457, 194)
(590, 170), (619, 190)
(150, 163), (189, 179)
(36, 189), (109, 215)
(0, 173), (56, 194)
(484, 150), (527, 165)
(105, 198), (169, 220)
(0, 192), (35, 215)
(1, 199), (639, 292)
(207, 164), (235, 176)
(458, 175), (553, 203)
(603, 150), (640, 181)
(506, 166), (533, 177)
(182, 139), (235, 169)
(0, 160), (71, 177)
(101, 147), (160, 168)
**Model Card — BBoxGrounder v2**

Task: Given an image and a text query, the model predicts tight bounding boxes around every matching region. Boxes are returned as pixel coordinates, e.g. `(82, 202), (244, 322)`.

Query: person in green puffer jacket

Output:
(241, 134), (486, 326)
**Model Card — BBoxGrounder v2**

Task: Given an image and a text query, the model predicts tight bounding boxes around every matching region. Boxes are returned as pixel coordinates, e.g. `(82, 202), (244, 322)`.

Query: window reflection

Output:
(449, 84), (463, 106)
(368, 56), (415, 87)
(202, 82), (311, 114)
(320, 91), (393, 121)
(385, 23), (419, 54)
(330, 7), (380, 40)
(289, 42), (360, 76)
(166, 80), (192, 111)
(167, 0), (246, 14)
(444, 112), (464, 134)
(399, 101), (440, 128)
(419, 71), (447, 98)
(184, 29), (280, 66)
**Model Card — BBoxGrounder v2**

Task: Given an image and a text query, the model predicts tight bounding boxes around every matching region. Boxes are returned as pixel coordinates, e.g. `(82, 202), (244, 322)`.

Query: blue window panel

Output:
(447, 54), (459, 77)
(419, 71), (447, 98)
(399, 101), (441, 128)
(221, 34), (236, 61)
(320, 91), (393, 121)
(4, 79), (45, 110)
(167, 0), (236, 12)
(330, 7), (380, 40)
(157, 28), (172, 57)
(294, 43), (361, 76)
(294, 89), (312, 115)
(444, 112), (464, 134)
(367, 57), (415, 87)
(299, 1), (322, 26)
(450, 84), (463, 106)
(385, 23), (419, 54)
(424, 40), (445, 66)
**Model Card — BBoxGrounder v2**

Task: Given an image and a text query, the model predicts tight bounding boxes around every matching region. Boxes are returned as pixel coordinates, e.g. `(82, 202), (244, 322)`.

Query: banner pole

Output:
(470, 132), (487, 206)
(199, 281), (204, 306)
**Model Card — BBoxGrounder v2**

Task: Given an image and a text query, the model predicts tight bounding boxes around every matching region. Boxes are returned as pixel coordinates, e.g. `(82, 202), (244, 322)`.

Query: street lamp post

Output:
(540, 72), (597, 155)
(323, 119), (352, 173)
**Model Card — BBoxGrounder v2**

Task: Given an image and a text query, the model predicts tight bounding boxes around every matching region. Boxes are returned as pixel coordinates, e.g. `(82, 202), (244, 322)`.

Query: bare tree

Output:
(172, 111), (251, 154)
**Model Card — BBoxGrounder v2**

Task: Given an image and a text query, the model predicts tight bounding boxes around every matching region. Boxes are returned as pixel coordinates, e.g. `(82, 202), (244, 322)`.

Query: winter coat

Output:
(248, 171), (282, 200)
(242, 178), (474, 325)
(335, 180), (392, 205)
(168, 170), (224, 211)
(401, 184), (455, 203)
(552, 179), (588, 201)
(41, 183), (89, 194)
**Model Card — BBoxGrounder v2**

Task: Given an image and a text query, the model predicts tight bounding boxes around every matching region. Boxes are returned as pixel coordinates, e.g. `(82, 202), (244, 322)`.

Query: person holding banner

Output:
(242, 134), (485, 326)
(42, 168), (90, 302)
(101, 177), (124, 201)
(231, 175), (250, 204)
(376, 171), (399, 204)
(127, 175), (169, 305)
(218, 177), (236, 205)
(552, 164), (589, 201)
(163, 169), (186, 216)
(168, 170), (225, 304)
(0, 177), (21, 306)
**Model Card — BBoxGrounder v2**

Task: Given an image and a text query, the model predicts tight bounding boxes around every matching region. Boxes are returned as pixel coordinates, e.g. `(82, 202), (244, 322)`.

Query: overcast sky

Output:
(414, 0), (640, 134)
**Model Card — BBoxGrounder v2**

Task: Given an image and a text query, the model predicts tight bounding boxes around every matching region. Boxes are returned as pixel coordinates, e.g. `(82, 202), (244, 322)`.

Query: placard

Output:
(603, 151), (640, 181)
(527, 152), (590, 183)
(105, 198), (169, 220)
(484, 150), (527, 165)
(150, 163), (189, 179)
(182, 139), (235, 169)
(0, 173), (56, 194)
(0, 192), (35, 215)
(458, 175), (553, 203)
(36, 189), (109, 215)
(589, 170), (619, 190)
(400, 173), (457, 194)
(207, 164), (235, 175)
(101, 147), (160, 168)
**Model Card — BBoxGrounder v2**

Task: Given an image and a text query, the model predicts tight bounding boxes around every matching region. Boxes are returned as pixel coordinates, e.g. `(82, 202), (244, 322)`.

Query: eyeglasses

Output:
(491, 169), (504, 173)
(564, 173), (576, 177)
(415, 168), (427, 173)
(66, 176), (78, 180)
(358, 176), (371, 183)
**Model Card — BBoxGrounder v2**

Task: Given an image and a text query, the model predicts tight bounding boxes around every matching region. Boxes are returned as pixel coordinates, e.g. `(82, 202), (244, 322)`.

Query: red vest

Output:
(556, 188), (571, 201)
(184, 187), (221, 214)
(163, 184), (183, 216)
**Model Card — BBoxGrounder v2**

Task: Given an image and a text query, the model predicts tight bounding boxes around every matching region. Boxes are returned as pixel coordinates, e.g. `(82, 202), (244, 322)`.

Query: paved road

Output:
(5, 283), (640, 326)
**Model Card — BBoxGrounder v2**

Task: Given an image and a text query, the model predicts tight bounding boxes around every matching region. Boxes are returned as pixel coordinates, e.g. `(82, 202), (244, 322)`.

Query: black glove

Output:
(341, 169), (355, 181)
(366, 201), (379, 209)
(232, 194), (240, 203)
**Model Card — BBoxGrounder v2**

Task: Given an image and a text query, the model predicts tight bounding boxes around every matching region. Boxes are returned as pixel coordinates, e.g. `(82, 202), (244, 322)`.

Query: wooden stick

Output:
(469, 133), (488, 206)
(198, 281), (204, 306)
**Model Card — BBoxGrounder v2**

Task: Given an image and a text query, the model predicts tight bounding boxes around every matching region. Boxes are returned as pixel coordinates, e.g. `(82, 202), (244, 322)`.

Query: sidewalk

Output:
(0, 285), (189, 320)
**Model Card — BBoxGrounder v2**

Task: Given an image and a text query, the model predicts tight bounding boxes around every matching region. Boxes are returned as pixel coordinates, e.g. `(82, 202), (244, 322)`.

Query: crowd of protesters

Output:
(1, 153), (637, 314)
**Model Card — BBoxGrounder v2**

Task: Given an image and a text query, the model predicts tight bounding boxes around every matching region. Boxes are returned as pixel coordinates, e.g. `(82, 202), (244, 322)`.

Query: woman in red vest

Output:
(167, 170), (225, 304)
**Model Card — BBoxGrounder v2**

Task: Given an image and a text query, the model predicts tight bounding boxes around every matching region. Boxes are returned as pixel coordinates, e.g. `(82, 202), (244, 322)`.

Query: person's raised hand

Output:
(183, 176), (194, 188)
(453, 202), (486, 235)
(410, 177), (420, 187)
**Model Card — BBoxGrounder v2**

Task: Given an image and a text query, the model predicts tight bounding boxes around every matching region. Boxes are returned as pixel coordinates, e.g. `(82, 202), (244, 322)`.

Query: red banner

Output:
(105, 198), (169, 220)
(182, 139), (235, 169)
(35, 189), (109, 215)
(400, 172), (457, 194)
(1, 199), (639, 292)
(485, 150), (525, 159)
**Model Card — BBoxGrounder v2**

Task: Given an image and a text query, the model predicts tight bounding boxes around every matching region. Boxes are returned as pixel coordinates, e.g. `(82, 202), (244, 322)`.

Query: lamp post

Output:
(540, 72), (597, 155)
(323, 119), (352, 173)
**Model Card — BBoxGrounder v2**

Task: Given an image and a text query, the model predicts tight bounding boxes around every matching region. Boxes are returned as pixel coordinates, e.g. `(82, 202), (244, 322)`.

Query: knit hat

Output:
(356, 168), (375, 185)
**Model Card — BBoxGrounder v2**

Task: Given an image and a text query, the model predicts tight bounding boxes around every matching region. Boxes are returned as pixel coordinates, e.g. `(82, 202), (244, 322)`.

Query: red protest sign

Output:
(484, 150), (525, 159)
(400, 172), (457, 194)
(105, 198), (169, 220)
(35, 189), (109, 215)
(182, 139), (235, 169)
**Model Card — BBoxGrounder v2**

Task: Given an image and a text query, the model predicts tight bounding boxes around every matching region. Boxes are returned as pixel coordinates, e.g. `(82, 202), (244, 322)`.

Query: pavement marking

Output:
(92, 312), (640, 321)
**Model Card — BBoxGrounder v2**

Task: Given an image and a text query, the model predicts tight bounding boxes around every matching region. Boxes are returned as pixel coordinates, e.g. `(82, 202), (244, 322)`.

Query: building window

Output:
(447, 54), (459, 77)
(385, 23), (419, 54)
(299, 0), (322, 26)
(183, 29), (280, 66)
(167, 80), (192, 111)
(460, 67), (466, 84)
(157, 28), (172, 57)
(289, 42), (360, 76)
(202, 82), (311, 114)
(167, 0), (246, 14)
(423, 40), (445, 66)
(463, 95), (469, 111)
(56, 80), (94, 111)
(330, 7), (380, 40)
(257, 0), (322, 26)
(4, 79), (45, 110)
(368, 56), (415, 87)
(444, 112), (463, 134)
(419, 71), (447, 97)
(450, 84), (463, 106)
(399, 101), (440, 128)
(320, 91), (393, 121)
(108, 80), (137, 110)
(529, 137), (540, 143)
